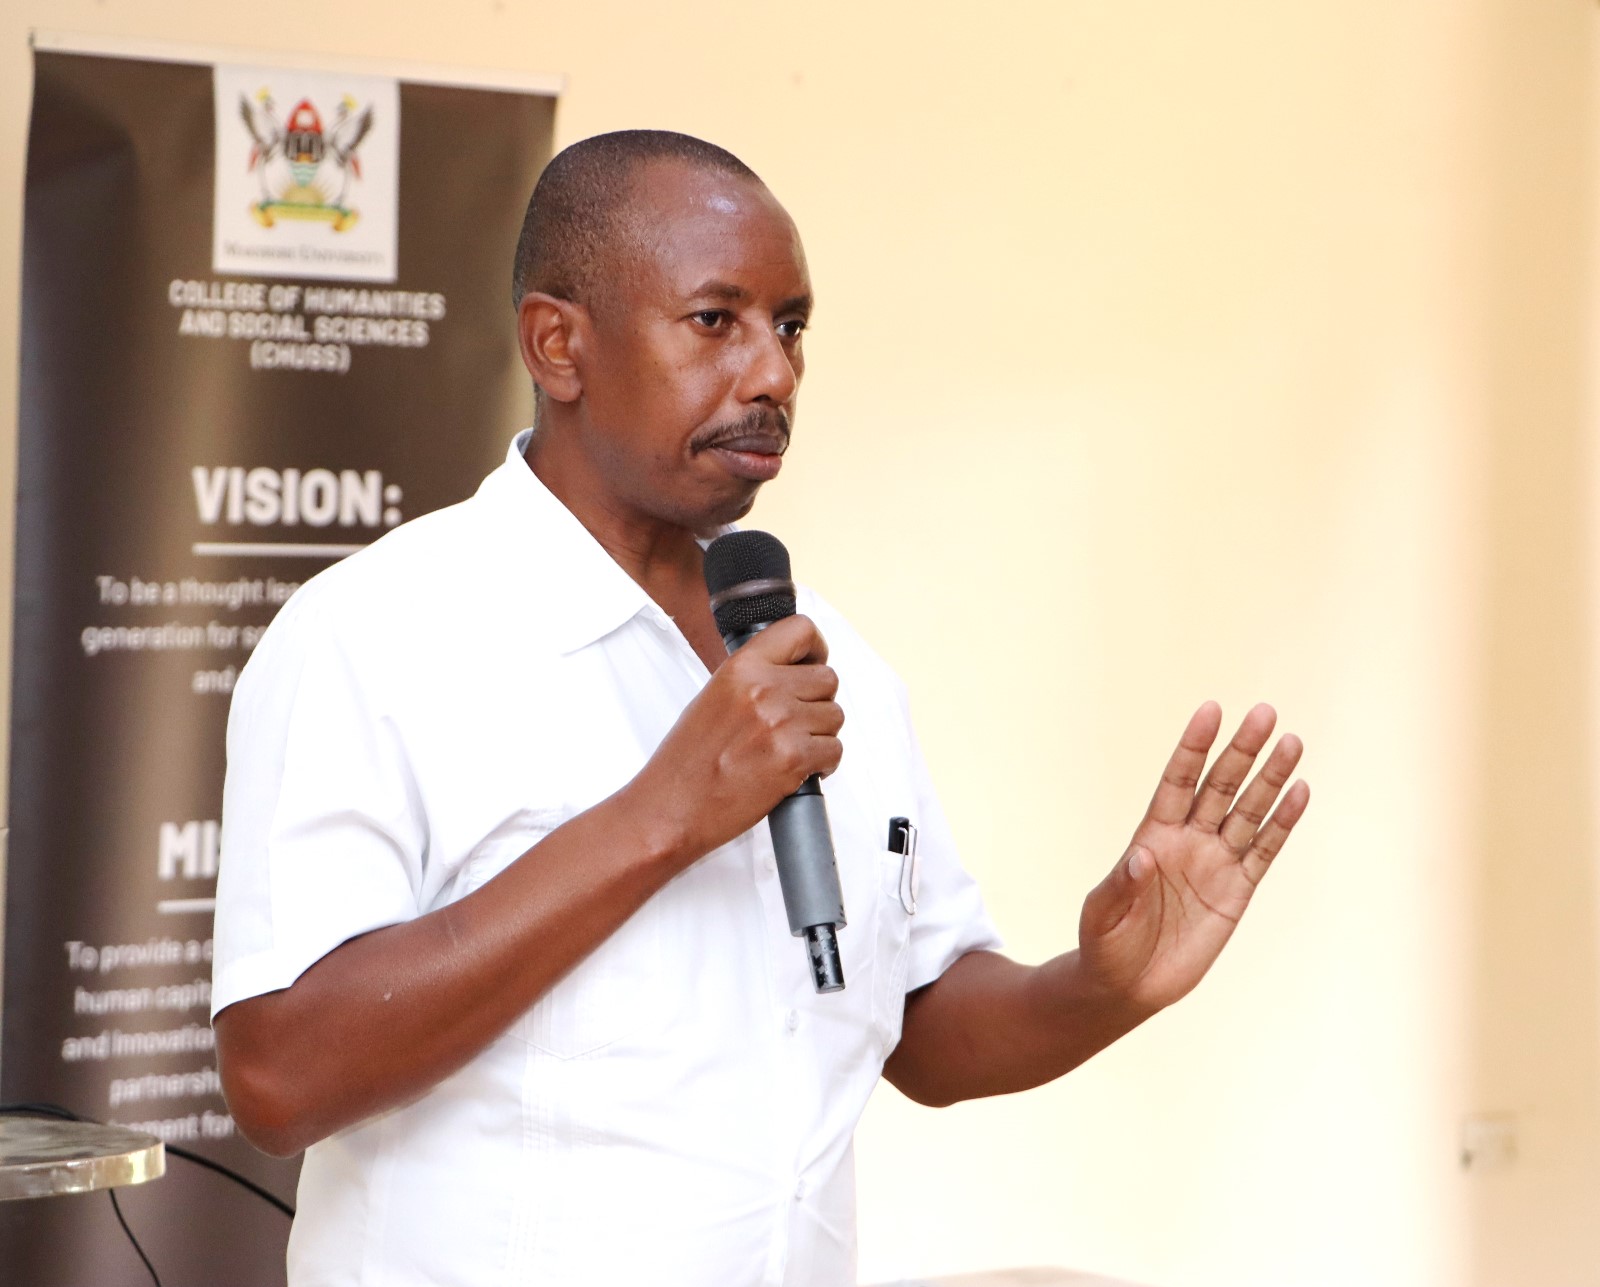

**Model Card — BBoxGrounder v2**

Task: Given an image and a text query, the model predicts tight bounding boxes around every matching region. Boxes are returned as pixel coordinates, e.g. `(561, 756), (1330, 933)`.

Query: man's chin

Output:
(645, 470), (768, 536)
(697, 483), (762, 531)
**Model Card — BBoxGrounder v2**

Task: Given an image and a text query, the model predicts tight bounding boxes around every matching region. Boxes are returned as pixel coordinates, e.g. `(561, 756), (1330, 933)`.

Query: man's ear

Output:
(517, 292), (585, 403)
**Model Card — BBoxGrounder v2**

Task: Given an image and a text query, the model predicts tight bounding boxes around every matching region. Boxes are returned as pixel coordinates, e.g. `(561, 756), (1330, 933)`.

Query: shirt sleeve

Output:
(211, 589), (426, 1019)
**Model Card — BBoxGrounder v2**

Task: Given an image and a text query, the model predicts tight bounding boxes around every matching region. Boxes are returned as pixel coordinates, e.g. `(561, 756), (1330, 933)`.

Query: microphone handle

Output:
(770, 784), (847, 993)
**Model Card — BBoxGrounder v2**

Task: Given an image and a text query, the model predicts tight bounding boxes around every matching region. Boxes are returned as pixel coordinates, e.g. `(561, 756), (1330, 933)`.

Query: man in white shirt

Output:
(212, 130), (1309, 1286)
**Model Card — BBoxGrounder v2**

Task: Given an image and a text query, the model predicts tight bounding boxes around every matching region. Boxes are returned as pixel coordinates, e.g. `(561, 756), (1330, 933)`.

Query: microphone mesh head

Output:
(703, 531), (796, 637)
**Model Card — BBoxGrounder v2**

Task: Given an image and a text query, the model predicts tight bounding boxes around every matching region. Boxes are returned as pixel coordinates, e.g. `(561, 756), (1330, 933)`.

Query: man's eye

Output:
(777, 319), (807, 339)
(692, 310), (729, 329)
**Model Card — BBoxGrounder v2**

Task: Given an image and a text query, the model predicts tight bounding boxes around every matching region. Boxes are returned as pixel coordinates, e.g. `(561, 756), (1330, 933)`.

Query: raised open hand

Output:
(1077, 702), (1309, 1014)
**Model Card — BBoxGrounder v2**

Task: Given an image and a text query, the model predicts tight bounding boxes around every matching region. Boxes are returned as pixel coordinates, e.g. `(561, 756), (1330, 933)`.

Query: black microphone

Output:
(703, 530), (847, 994)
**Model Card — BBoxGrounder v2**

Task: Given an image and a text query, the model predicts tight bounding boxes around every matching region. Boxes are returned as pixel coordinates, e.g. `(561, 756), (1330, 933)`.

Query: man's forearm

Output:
(882, 949), (1157, 1108)
(214, 785), (688, 1156)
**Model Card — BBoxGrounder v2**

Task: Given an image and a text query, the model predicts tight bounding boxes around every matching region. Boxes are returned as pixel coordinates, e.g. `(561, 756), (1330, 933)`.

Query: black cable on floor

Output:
(108, 1186), (162, 1286)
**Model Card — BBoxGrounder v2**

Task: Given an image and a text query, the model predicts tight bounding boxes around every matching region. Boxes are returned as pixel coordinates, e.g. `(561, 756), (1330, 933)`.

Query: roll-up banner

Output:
(2, 35), (556, 1284)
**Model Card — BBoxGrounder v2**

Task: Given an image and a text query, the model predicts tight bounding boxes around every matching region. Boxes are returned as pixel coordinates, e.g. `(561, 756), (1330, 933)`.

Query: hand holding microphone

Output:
(625, 533), (848, 991)
(703, 531), (849, 993)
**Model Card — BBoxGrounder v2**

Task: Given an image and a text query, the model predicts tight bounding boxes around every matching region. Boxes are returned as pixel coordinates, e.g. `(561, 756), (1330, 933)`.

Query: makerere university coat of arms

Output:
(238, 90), (374, 231)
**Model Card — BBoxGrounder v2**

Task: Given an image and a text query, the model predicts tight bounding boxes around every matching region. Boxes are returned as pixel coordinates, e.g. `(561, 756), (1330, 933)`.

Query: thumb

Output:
(741, 614), (828, 666)
(1080, 844), (1156, 941)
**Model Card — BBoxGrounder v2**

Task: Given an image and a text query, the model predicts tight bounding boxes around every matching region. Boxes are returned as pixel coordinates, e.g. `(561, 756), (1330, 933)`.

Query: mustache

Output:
(689, 407), (791, 455)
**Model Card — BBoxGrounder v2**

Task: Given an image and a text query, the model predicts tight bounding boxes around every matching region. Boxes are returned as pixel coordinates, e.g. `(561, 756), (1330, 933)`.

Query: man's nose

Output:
(737, 325), (799, 405)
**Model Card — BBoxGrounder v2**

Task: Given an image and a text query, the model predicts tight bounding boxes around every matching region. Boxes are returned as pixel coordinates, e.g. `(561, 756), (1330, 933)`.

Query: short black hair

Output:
(511, 129), (761, 313)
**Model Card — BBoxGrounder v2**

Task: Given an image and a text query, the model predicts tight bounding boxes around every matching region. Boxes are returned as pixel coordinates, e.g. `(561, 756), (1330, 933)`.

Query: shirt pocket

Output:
(829, 750), (918, 1058)
(455, 806), (663, 1060)
(868, 839), (916, 1056)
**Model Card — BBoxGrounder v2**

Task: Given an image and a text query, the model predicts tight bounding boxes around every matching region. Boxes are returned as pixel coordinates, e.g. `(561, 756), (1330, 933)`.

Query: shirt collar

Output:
(476, 430), (656, 655)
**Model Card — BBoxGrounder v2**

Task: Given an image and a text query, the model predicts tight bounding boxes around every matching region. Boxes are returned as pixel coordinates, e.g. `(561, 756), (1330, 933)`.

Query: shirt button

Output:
(785, 1009), (799, 1032)
(764, 851), (777, 873)
(793, 1178), (806, 1200)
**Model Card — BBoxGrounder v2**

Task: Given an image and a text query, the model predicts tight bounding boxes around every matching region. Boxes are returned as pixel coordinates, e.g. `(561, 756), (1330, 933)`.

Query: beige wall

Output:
(1, 3), (1596, 1285)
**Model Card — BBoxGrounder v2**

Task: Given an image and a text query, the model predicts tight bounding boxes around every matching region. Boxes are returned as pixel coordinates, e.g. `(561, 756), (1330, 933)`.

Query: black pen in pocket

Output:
(888, 816), (918, 915)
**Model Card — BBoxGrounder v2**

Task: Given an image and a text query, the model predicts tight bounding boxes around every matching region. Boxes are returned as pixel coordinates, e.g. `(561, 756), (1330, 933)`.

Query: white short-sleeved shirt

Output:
(213, 432), (1000, 1287)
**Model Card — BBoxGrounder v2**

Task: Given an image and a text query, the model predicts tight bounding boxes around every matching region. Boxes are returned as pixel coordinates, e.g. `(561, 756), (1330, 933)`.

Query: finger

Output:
(1189, 703), (1277, 833)
(1239, 780), (1311, 885)
(1219, 733), (1303, 853)
(1146, 702), (1224, 826)
(779, 662), (839, 704)
(811, 734), (844, 779)
(743, 614), (828, 665)
(773, 716), (843, 787)
(1079, 844), (1158, 941)
(776, 705), (844, 780)
(799, 699), (845, 738)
